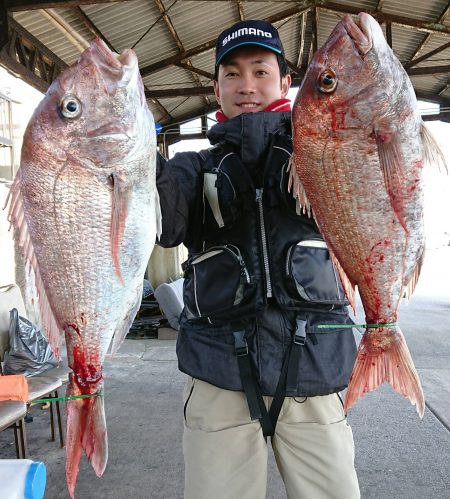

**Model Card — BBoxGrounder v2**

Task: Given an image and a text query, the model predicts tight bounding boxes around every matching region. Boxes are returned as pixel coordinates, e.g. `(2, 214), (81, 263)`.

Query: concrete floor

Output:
(1, 247), (449, 498)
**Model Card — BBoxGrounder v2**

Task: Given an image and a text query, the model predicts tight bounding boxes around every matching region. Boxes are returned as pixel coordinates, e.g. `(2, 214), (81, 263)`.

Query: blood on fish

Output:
(72, 345), (102, 393)
(6, 36), (161, 497)
(291, 12), (427, 418)
(66, 323), (81, 336)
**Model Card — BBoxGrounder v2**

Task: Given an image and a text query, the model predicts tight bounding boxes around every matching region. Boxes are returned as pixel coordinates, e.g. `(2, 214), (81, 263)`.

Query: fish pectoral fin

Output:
(110, 172), (130, 283)
(155, 187), (162, 240)
(420, 122), (447, 173)
(375, 129), (408, 232)
(287, 155), (313, 218)
(328, 248), (356, 313)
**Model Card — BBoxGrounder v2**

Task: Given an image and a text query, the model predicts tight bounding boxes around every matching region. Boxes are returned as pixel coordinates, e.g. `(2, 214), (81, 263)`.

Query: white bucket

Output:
(0, 459), (46, 499)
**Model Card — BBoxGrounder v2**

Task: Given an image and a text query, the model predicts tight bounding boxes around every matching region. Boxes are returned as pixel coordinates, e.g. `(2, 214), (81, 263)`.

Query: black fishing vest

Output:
(176, 112), (356, 403)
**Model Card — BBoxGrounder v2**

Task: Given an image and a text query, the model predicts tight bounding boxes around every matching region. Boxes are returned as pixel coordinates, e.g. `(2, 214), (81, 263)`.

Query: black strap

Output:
(234, 326), (300, 438)
(233, 331), (262, 421)
(286, 318), (307, 393)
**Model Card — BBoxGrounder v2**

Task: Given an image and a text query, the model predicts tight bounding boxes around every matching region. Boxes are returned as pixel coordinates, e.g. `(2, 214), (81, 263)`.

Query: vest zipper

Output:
(255, 188), (272, 298)
(213, 167), (237, 200)
(227, 244), (251, 283)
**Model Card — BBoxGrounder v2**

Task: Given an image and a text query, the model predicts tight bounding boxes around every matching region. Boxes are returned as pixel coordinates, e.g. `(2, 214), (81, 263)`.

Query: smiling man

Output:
(156, 20), (360, 499)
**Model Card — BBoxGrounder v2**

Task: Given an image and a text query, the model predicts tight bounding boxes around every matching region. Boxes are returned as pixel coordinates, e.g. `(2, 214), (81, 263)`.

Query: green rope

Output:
(317, 322), (397, 330)
(31, 393), (102, 404)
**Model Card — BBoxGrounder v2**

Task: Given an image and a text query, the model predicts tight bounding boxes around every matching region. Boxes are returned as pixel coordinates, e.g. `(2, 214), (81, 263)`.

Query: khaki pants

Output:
(183, 378), (360, 499)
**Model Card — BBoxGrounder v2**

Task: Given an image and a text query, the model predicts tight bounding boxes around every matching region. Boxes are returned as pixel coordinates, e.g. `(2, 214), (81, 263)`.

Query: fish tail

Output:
(344, 326), (424, 418)
(65, 379), (108, 498)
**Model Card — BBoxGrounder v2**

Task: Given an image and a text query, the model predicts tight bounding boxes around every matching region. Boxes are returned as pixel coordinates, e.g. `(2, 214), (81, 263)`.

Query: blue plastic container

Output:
(0, 460), (46, 499)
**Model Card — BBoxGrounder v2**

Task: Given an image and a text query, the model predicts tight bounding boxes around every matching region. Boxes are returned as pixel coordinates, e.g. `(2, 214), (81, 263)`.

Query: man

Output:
(157, 20), (360, 499)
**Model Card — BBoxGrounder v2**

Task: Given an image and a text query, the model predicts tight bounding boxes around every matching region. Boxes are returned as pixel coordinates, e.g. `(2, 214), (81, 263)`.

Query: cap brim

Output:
(216, 42), (282, 66)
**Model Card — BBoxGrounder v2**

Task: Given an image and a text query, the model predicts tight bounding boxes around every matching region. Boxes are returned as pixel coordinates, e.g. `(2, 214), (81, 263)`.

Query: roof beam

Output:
(422, 113), (450, 123)
(236, 0), (245, 21)
(145, 86), (215, 98)
(385, 22), (392, 48)
(311, 6), (318, 54)
(286, 59), (302, 75)
(139, 0), (313, 77)
(145, 76), (307, 98)
(38, 8), (90, 52)
(160, 101), (219, 127)
(175, 62), (214, 80)
(71, 6), (115, 51)
(1, 3), (9, 51)
(316, 1), (450, 36)
(415, 90), (450, 107)
(437, 81), (450, 96)
(407, 65), (450, 76)
(5, 0), (133, 11)
(154, 0), (210, 106)
(296, 12), (307, 67)
(1, 11), (173, 121)
(407, 1), (450, 62)
(148, 97), (173, 122)
(141, 1), (450, 80)
(70, 5), (173, 120)
(140, 39), (216, 77)
(405, 40), (450, 70)
(0, 16), (67, 92)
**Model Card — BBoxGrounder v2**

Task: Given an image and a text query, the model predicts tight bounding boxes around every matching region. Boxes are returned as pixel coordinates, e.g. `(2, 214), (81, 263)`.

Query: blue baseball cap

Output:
(215, 20), (285, 66)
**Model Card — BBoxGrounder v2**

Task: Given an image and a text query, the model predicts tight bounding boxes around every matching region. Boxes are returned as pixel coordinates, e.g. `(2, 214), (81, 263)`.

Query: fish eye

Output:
(60, 95), (82, 119)
(317, 69), (338, 93)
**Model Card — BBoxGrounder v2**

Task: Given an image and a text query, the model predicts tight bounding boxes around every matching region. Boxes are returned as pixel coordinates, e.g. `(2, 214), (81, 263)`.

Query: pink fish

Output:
(290, 13), (444, 417)
(7, 38), (160, 496)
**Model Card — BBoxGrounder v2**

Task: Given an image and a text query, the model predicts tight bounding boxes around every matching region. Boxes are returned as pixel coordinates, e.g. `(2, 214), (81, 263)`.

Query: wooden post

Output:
(0, 0), (8, 51)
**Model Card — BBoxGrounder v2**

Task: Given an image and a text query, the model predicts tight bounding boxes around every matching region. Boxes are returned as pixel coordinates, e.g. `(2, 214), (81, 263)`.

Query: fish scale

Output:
(290, 13), (444, 418)
(7, 38), (160, 497)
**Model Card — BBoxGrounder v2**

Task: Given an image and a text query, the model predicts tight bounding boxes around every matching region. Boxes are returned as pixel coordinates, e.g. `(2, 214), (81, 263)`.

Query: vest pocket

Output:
(286, 240), (348, 306)
(183, 245), (254, 321)
(202, 154), (248, 230)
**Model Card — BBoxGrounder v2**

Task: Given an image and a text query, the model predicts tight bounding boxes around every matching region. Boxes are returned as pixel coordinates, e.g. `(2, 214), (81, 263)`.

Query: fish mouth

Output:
(341, 13), (373, 56)
(82, 38), (139, 88)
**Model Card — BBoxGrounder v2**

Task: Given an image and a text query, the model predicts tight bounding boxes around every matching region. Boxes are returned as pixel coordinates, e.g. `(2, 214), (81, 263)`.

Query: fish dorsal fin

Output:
(110, 172), (130, 284)
(287, 155), (313, 218)
(6, 174), (62, 359)
(375, 127), (408, 232)
(420, 122), (447, 173)
(328, 247), (356, 314)
(403, 243), (425, 300)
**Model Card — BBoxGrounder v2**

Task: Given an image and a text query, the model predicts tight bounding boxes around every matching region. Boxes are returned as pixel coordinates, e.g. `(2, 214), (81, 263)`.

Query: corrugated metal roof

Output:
(12, 10), (87, 65)
(82, 1), (177, 65)
(5, 0), (450, 126)
(389, 25), (427, 63)
(244, 1), (298, 22)
(168, 1), (236, 50)
(382, 0), (445, 23)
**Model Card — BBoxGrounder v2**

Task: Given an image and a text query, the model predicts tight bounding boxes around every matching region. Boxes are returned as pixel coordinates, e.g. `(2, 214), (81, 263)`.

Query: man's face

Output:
(213, 46), (291, 119)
